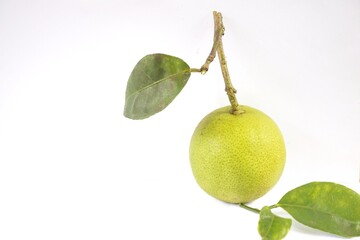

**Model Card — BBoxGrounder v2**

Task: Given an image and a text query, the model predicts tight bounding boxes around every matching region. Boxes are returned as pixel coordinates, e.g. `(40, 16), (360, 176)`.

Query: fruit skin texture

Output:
(189, 105), (286, 203)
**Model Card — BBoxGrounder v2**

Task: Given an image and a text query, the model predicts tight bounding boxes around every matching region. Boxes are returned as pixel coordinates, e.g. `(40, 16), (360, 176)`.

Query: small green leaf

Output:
(258, 206), (292, 240)
(278, 182), (360, 238)
(124, 53), (191, 119)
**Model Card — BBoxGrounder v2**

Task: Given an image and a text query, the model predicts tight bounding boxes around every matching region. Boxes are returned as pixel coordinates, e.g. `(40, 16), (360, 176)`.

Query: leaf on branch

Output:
(258, 206), (292, 240)
(124, 53), (191, 119)
(278, 182), (360, 238)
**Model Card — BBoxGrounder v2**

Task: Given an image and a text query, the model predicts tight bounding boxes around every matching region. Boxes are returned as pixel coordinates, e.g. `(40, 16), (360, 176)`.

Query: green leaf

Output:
(258, 206), (292, 240)
(124, 53), (191, 119)
(278, 182), (360, 238)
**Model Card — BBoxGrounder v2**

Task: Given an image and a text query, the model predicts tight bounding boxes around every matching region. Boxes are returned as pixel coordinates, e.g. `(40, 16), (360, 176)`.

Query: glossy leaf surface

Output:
(124, 53), (190, 119)
(258, 206), (292, 240)
(278, 182), (360, 238)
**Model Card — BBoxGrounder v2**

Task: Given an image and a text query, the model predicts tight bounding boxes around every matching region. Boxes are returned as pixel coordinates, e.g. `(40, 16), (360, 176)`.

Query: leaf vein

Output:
(279, 203), (359, 224)
(126, 69), (190, 101)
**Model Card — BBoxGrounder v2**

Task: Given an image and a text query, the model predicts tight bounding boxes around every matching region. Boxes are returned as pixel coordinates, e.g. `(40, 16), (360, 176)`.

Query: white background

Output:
(0, 0), (359, 239)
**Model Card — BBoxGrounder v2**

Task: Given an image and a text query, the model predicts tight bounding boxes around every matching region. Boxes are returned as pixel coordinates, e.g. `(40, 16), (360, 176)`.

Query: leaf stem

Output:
(269, 204), (279, 209)
(190, 68), (202, 73)
(239, 203), (261, 214)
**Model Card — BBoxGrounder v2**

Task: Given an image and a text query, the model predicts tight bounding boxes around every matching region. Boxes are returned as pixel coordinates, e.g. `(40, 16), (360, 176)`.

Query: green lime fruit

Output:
(189, 105), (286, 203)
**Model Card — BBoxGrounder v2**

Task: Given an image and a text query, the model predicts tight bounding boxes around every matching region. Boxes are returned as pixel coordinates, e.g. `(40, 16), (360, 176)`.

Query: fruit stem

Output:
(213, 11), (243, 115)
(239, 203), (261, 214)
(196, 11), (243, 114)
(199, 12), (223, 74)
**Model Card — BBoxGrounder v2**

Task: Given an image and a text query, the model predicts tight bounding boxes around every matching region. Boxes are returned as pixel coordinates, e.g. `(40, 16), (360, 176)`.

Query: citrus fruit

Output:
(189, 105), (286, 203)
